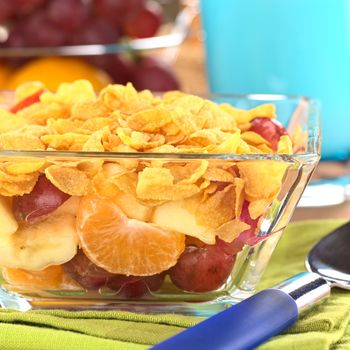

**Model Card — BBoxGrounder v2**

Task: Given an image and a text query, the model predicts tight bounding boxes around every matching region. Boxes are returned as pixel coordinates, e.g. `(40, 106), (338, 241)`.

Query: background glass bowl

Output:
(0, 94), (320, 316)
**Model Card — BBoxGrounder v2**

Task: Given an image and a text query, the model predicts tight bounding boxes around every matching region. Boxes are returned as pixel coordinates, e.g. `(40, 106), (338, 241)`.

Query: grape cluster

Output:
(0, 0), (180, 91)
(0, 0), (162, 47)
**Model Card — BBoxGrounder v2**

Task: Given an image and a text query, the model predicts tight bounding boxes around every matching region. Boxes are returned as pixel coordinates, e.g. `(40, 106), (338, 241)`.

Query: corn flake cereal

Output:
(0, 80), (299, 265)
(45, 165), (90, 196)
(0, 132), (45, 150)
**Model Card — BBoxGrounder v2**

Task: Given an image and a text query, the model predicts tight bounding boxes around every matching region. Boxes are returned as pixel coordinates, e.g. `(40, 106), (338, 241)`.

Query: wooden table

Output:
(174, 20), (350, 221)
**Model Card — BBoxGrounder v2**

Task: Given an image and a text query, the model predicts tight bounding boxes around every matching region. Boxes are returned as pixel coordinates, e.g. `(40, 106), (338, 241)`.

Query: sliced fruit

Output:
(64, 249), (118, 290)
(63, 249), (163, 296)
(6, 57), (112, 92)
(77, 195), (185, 276)
(13, 174), (70, 224)
(0, 213), (78, 271)
(2, 265), (80, 290)
(0, 196), (18, 236)
(54, 196), (80, 216)
(114, 273), (165, 298)
(113, 191), (153, 221)
(249, 117), (287, 150)
(151, 200), (215, 244)
(169, 241), (235, 292)
(10, 89), (44, 113)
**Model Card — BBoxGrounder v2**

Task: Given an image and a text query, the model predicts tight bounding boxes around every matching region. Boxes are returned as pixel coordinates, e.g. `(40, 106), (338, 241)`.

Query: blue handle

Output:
(152, 289), (298, 350)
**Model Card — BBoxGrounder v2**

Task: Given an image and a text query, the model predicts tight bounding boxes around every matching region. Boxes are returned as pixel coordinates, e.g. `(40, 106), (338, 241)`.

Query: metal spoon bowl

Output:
(306, 220), (350, 290)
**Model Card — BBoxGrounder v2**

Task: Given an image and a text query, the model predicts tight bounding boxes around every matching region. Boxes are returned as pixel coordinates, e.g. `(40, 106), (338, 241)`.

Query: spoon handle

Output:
(152, 272), (330, 350)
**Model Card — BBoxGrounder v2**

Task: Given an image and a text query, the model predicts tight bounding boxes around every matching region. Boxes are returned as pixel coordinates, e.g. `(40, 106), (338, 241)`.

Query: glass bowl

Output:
(0, 93), (320, 316)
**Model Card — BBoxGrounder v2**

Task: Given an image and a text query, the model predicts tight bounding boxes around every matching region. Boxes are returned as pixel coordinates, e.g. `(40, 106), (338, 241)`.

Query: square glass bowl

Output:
(0, 94), (320, 316)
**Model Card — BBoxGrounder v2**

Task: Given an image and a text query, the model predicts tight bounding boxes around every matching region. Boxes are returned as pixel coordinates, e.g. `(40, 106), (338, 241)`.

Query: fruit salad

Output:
(0, 80), (307, 300)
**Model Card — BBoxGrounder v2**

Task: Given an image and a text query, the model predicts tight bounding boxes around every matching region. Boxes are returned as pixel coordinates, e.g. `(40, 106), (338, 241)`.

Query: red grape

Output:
(0, 0), (13, 22)
(23, 11), (66, 47)
(12, 0), (46, 17)
(94, 0), (145, 28)
(64, 250), (117, 290)
(13, 174), (70, 224)
(46, 0), (89, 32)
(69, 18), (119, 45)
(103, 55), (132, 84)
(4, 23), (26, 48)
(64, 250), (164, 296)
(222, 201), (261, 256)
(124, 1), (162, 39)
(86, 54), (132, 84)
(112, 273), (165, 298)
(130, 56), (180, 92)
(169, 243), (235, 292)
(249, 117), (288, 150)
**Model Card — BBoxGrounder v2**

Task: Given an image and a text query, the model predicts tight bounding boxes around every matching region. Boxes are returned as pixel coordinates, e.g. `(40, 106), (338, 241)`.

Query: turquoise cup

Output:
(200, 0), (350, 160)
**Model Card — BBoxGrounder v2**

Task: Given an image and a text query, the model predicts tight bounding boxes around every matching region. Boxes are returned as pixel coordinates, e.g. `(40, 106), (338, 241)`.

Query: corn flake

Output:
(4, 160), (46, 175)
(0, 110), (27, 133)
(277, 135), (293, 154)
(41, 133), (89, 150)
(128, 107), (172, 132)
(136, 167), (200, 201)
(45, 165), (90, 196)
(117, 128), (165, 150)
(195, 184), (235, 228)
(216, 220), (250, 243)
(0, 170), (39, 196)
(238, 161), (287, 200)
(14, 81), (45, 103)
(0, 133), (45, 150)
(40, 80), (96, 106)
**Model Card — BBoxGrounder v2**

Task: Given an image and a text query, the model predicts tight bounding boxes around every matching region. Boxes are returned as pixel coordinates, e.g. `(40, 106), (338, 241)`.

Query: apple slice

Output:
(152, 200), (215, 244)
(114, 191), (153, 222)
(0, 196), (18, 236)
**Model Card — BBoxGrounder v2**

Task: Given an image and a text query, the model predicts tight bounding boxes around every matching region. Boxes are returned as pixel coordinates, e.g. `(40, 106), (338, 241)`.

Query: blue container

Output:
(200, 0), (350, 160)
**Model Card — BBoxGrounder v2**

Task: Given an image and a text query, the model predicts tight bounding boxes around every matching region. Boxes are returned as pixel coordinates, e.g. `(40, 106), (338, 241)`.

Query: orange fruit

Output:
(0, 63), (13, 89)
(6, 57), (112, 91)
(2, 265), (80, 290)
(76, 195), (185, 276)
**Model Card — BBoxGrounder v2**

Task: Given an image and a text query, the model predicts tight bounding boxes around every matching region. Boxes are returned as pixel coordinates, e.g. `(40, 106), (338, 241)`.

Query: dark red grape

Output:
(112, 273), (165, 298)
(124, 1), (162, 39)
(103, 55), (132, 84)
(64, 250), (116, 290)
(169, 243), (235, 292)
(130, 56), (180, 92)
(4, 23), (26, 48)
(86, 54), (132, 84)
(249, 117), (288, 150)
(0, 0), (14, 22)
(69, 18), (119, 45)
(46, 0), (89, 32)
(12, 0), (46, 17)
(13, 174), (70, 224)
(64, 250), (163, 296)
(94, 0), (145, 28)
(23, 11), (66, 47)
(222, 201), (261, 256)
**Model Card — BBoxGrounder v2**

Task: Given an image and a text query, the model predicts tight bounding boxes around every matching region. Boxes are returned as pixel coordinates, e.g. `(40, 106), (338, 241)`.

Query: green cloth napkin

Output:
(0, 219), (349, 350)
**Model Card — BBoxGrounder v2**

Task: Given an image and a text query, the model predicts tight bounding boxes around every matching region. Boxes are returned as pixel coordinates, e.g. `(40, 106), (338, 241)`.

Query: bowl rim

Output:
(0, 93), (320, 163)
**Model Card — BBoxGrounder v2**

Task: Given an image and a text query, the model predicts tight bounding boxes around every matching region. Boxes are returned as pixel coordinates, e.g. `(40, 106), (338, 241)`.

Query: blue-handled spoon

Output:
(152, 221), (350, 350)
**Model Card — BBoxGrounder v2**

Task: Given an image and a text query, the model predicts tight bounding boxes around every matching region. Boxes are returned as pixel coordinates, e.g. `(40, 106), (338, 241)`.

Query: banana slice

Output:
(0, 196), (18, 236)
(0, 213), (78, 271)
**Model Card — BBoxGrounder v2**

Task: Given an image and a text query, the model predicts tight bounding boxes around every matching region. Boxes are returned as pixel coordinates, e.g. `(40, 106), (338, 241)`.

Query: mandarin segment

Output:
(76, 195), (185, 276)
(2, 265), (80, 290)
